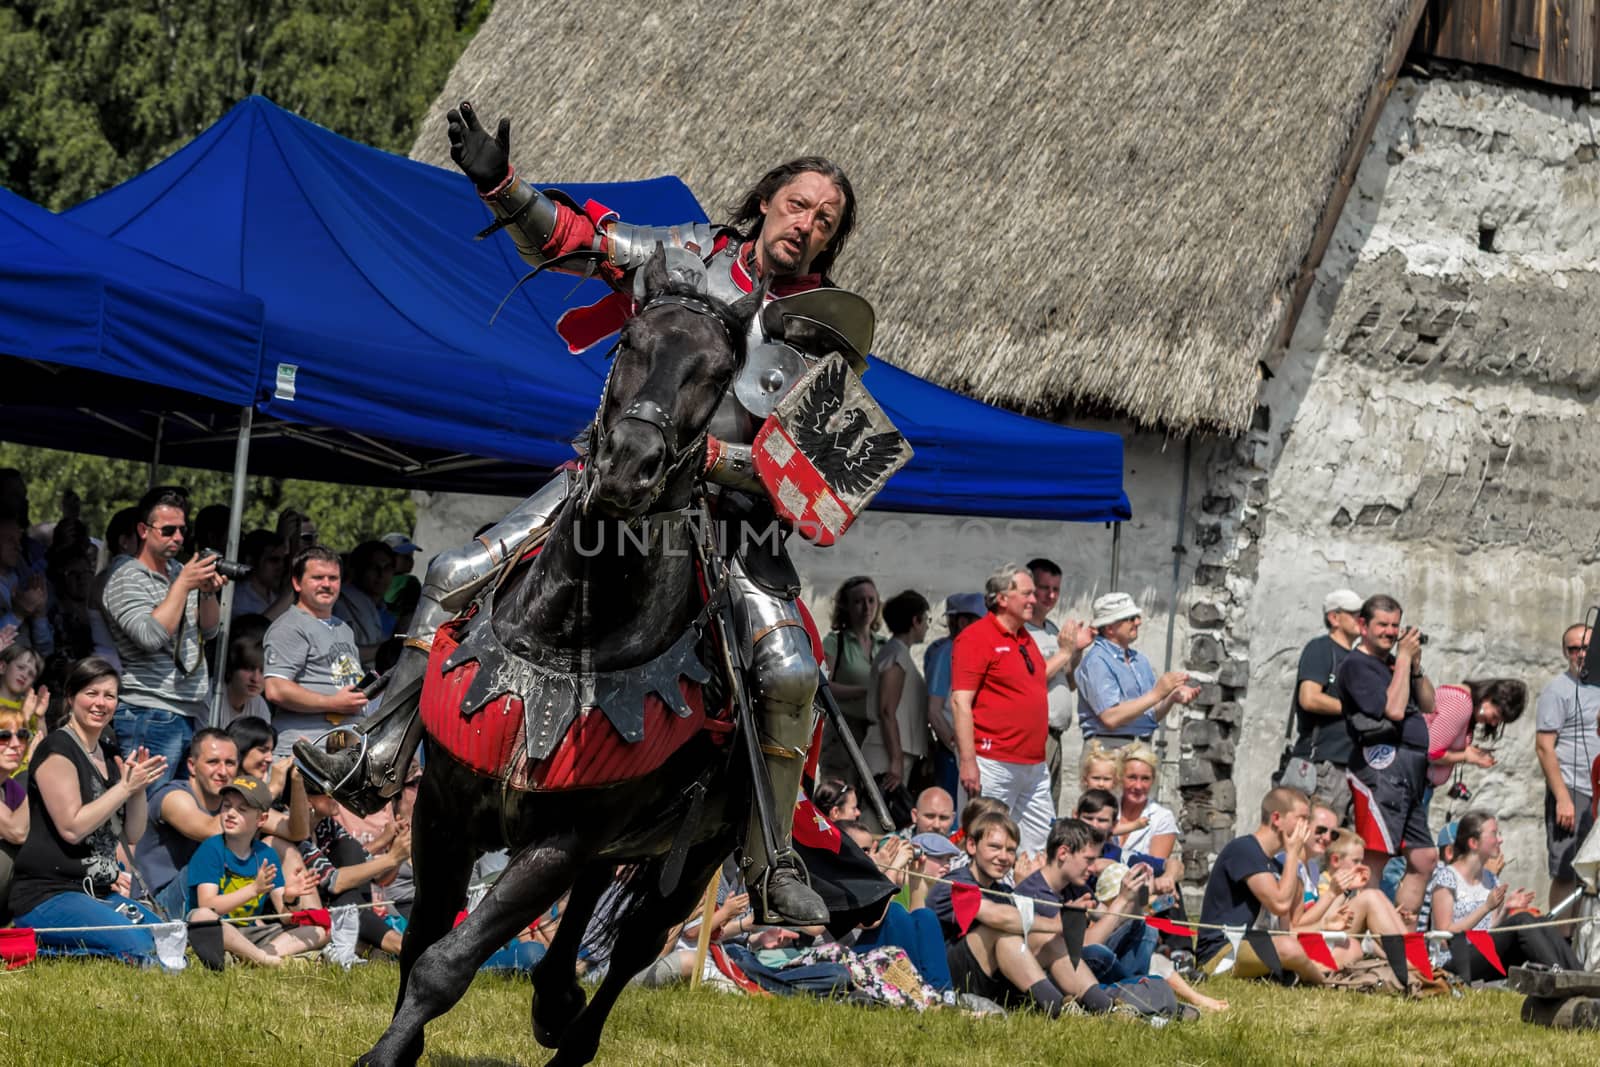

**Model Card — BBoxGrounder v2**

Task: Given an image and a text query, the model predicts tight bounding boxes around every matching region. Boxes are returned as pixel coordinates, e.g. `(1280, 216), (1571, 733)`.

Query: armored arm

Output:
(703, 437), (765, 494)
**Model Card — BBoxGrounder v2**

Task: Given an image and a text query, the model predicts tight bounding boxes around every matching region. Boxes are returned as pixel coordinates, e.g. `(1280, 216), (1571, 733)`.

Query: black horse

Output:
(358, 250), (767, 1067)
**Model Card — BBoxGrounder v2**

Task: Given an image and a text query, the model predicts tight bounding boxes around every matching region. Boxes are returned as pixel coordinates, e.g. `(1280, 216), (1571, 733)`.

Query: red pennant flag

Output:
(792, 796), (842, 854)
(1145, 915), (1196, 938)
(1465, 931), (1505, 976)
(1297, 932), (1338, 970)
(951, 882), (983, 936)
(0, 928), (37, 970)
(1403, 932), (1434, 980)
(289, 908), (332, 930)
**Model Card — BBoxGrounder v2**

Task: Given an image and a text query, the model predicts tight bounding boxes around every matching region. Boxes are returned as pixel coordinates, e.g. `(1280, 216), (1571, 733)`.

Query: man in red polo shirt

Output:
(950, 563), (1053, 854)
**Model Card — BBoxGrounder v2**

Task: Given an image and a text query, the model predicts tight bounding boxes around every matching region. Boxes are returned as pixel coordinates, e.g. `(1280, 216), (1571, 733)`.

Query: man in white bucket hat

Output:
(1074, 592), (1196, 749)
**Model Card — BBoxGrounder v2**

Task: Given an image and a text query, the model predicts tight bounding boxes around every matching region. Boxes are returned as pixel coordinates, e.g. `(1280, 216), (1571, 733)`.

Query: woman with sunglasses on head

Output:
(0, 704), (32, 922)
(9, 657), (170, 965)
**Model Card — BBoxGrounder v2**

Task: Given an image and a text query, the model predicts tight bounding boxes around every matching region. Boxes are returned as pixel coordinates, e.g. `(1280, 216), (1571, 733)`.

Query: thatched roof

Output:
(414, 1), (1422, 435)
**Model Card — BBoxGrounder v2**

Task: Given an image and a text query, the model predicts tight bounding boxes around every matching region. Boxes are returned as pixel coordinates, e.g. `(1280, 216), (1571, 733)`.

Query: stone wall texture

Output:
(1208, 74), (1600, 903)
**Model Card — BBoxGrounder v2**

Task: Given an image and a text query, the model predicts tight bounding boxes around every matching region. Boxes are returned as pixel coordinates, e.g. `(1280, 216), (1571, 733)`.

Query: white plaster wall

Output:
(410, 422), (1199, 816)
(1234, 76), (1600, 902)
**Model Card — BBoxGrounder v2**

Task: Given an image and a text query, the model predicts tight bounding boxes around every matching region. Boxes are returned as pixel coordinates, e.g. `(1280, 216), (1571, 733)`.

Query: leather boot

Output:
(294, 642), (429, 816)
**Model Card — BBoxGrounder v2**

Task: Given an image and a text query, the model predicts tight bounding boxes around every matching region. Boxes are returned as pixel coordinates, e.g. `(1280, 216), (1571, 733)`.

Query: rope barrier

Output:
(870, 857), (1599, 941)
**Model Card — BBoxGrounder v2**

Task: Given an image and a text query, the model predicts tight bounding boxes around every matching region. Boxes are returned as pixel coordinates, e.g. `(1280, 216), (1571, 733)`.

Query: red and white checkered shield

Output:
(752, 353), (912, 546)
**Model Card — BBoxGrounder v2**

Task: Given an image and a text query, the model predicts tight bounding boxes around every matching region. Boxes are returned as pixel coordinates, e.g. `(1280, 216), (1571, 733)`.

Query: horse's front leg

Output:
(531, 861), (612, 1048)
(549, 843), (732, 1067)
(360, 836), (581, 1067)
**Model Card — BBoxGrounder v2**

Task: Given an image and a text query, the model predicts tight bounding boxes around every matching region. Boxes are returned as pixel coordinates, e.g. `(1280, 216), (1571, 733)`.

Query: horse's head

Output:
(585, 246), (761, 517)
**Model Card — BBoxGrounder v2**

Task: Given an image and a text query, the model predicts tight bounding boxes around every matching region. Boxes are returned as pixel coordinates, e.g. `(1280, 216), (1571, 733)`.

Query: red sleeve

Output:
(949, 625), (989, 694)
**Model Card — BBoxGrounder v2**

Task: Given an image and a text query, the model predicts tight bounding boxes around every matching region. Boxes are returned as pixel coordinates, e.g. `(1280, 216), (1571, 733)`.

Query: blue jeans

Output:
(482, 940), (547, 975)
(855, 903), (953, 991)
(14, 891), (161, 965)
(113, 704), (195, 794)
(1082, 920), (1159, 982)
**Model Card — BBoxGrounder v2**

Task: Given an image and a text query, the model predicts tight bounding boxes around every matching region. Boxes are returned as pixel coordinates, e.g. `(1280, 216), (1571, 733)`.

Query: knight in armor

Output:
(297, 101), (874, 927)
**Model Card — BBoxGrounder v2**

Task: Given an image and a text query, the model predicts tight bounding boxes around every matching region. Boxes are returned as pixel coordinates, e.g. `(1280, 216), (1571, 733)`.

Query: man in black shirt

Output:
(1198, 786), (1325, 984)
(1284, 589), (1362, 817)
(1337, 594), (1436, 922)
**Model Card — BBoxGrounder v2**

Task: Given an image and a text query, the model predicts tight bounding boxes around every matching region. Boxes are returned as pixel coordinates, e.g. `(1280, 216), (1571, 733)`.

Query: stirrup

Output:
(294, 725), (368, 797)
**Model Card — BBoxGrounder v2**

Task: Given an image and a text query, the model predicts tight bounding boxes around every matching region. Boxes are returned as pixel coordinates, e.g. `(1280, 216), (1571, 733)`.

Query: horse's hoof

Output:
(533, 983), (587, 1049)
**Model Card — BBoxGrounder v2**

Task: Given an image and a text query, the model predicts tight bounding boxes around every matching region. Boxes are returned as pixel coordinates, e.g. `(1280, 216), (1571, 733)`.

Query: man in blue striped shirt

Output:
(1074, 593), (1195, 747)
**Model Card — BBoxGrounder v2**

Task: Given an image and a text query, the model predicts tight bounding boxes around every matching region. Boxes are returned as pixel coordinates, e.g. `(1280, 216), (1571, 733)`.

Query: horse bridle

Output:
(579, 289), (745, 516)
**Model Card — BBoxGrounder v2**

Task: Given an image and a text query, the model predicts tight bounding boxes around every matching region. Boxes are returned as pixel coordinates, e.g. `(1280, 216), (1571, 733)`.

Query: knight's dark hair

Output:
(1454, 810), (1496, 855)
(1464, 678), (1527, 740)
(1076, 788), (1118, 816)
(1046, 817), (1100, 859)
(727, 157), (857, 279)
(811, 777), (853, 817)
(292, 544), (341, 583)
(882, 590), (930, 635)
(1360, 594), (1403, 623)
(64, 656), (119, 702)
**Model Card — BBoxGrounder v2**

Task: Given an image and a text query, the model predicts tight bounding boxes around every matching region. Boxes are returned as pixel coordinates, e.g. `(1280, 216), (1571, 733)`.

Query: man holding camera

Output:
(1337, 593), (1436, 921)
(105, 487), (227, 793)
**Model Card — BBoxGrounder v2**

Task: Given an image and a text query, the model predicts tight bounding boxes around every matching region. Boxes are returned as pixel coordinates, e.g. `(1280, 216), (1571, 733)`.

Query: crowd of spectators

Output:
(0, 471), (1594, 1020)
(0, 470), (423, 966)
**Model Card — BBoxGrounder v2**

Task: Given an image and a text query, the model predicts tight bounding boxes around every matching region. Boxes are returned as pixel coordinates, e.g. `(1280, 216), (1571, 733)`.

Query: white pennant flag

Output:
(1214, 925), (1245, 976)
(1014, 895), (1036, 939)
(323, 904), (363, 969)
(151, 922), (189, 971)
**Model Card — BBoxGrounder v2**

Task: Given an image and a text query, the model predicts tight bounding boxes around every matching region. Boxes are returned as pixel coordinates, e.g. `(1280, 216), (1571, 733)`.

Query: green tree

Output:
(0, 442), (416, 552)
(0, 0), (490, 210)
(0, 1), (490, 543)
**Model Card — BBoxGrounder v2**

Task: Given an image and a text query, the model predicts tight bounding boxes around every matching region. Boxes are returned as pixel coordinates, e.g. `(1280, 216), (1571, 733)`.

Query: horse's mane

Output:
(627, 276), (753, 361)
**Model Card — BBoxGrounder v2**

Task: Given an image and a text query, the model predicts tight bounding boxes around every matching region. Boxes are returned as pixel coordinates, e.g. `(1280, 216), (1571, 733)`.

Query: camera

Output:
(1447, 779), (1471, 802)
(1417, 632), (1430, 645)
(199, 549), (253, 581)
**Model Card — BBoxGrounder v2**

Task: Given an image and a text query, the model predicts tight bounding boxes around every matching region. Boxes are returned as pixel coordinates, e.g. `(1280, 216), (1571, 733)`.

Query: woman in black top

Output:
(11, 657), (169, 963)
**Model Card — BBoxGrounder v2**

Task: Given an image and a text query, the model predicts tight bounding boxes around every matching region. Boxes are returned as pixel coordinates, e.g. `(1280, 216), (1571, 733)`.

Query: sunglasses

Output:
(144, 523), (188, 538)
(1567, 645), (1588, 654)
(1019, 644), (1036, 675)
(1312, 826), (1334, 837)
(0, 728), (32, 745)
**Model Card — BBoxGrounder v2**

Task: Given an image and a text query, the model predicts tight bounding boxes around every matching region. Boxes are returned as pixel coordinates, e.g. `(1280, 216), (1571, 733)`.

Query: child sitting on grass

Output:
(187, 774), (326, 966)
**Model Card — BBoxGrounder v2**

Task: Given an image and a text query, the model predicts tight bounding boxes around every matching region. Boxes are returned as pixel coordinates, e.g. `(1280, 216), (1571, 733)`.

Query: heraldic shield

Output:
(752, 353), (913, 546)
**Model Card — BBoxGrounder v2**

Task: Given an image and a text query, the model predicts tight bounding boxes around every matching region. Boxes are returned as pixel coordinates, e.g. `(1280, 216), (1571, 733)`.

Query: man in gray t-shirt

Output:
(1535, 622), (1600, 909)
(264, 546), (369, 757)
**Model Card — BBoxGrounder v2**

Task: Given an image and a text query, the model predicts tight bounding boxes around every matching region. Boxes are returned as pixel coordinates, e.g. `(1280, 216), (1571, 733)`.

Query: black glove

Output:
(446, 100), (511, 194)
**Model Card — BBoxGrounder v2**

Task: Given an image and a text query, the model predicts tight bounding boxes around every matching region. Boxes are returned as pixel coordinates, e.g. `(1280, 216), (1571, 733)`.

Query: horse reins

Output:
(580, 288), (746, 515)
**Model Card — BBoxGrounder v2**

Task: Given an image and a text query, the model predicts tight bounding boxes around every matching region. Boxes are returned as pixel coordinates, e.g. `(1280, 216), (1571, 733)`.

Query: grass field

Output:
(0, 959), (1585, 1066)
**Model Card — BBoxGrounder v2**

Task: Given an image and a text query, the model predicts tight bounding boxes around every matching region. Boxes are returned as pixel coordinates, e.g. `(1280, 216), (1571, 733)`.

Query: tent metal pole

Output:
(147, 415), (165, 488)
(1109, 522), (1121, 589)
(208, 406), (254, 726)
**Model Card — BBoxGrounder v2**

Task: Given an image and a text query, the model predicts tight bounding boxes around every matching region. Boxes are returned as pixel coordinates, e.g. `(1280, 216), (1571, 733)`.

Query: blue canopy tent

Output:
(68, 96), (1130, 522)
(0, 183), (265, 427)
